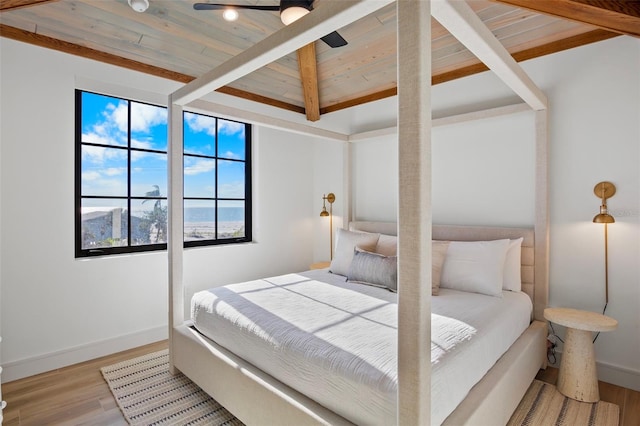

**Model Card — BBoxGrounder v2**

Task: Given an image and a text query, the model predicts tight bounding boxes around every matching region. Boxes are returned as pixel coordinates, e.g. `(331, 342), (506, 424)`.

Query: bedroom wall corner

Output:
(344, 36), (640, 391)
(0, 38), (325, 382)
(311, 139), (345, 264)
(542, 36), (640, 391)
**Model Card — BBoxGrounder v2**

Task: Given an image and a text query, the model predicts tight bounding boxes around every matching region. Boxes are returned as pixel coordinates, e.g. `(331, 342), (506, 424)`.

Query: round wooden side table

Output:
(309, 261), (331, 270)
(544, 307), (617, 402)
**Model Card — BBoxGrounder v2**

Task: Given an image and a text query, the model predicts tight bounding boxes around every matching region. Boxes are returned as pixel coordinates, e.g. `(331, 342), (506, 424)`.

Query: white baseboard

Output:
(2, 326), (168, 383)
(549, 350), (640, 392)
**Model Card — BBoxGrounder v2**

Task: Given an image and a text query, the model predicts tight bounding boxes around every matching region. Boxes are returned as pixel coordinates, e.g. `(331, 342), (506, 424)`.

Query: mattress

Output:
(191, 268), (532, 425)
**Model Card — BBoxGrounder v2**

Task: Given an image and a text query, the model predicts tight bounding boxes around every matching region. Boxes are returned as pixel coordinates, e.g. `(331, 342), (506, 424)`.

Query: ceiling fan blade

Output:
(194, 3), (279, 11)
(320, 31), (347, 48)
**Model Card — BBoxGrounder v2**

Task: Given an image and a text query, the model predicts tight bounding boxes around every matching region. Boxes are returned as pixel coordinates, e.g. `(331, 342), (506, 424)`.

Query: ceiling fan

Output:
(193, 0), (348, 48)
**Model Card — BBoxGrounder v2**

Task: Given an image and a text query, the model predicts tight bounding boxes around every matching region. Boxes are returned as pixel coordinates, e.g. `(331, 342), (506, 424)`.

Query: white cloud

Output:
(222, 150), (239, 159)
(219, 119), (244, 137)
(184, 159), (216, 175)
(218, 181), (244, 198)
(82, 171), (101, 181)
(82, 174), (127, 196)
(109, 102), (129, 133)
(81, 144), (127, 164)
(82, 100), (166, 160)
(185, 112), (216, 136)
(104, 167), (125, 176)
(131, 102), (167, 133)
(131, 138), (153, 150)
(82, 99), (128, 151)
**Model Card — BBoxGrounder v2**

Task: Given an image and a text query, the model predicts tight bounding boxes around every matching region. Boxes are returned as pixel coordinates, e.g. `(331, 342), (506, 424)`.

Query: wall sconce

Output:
(320, 193), (336, 260)
(593, 181), (615, 307)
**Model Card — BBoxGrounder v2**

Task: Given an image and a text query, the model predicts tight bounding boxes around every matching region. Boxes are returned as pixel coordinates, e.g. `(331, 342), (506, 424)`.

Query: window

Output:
(75, 90), (251, 257)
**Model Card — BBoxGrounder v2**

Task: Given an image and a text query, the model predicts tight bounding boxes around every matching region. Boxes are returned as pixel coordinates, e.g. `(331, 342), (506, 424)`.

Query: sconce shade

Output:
(593, 212), (615, 224)
(320, 207), (329, 217)
(593, 181), (616, 224)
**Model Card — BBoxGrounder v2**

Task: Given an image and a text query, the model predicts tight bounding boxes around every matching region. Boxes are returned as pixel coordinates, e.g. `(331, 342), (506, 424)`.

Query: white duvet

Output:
(191, 269), (532, 425)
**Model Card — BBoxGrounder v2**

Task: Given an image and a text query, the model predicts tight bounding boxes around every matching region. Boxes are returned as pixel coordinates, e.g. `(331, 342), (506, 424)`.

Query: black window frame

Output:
(75, 89), (252, 258)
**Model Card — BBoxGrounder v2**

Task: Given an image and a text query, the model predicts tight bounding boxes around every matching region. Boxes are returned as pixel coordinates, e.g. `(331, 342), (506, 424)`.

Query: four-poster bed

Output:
(168, 1), (549, 425)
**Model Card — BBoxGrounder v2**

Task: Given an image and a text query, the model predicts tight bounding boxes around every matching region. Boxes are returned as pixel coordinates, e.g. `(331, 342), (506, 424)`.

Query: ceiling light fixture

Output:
(128, 0), (149, 13)
(280, 0), (311, 26)
(222, 8), (239, 21)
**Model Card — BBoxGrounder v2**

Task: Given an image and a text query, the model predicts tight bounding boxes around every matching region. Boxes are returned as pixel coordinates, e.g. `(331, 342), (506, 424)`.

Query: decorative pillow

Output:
(440, 239), (510, 297)
(431, 241), (450, 296)
(375, 234), (397, 257)
(347, 248), (397, 292)
(503, 238), (523, 291)
(329, 229), (380, 276)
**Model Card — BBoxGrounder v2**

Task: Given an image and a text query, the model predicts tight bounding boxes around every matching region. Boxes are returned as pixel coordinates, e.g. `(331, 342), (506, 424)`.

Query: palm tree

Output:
(141, 185), (167, 243)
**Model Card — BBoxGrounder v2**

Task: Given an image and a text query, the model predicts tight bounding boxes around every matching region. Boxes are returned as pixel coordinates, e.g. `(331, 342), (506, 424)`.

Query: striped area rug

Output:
(508, 380), (619, 426)
(101, 349), (243, 425)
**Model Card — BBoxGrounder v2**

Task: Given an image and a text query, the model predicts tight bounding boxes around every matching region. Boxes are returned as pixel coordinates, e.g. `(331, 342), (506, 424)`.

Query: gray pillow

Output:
(347, 248), (398, 292)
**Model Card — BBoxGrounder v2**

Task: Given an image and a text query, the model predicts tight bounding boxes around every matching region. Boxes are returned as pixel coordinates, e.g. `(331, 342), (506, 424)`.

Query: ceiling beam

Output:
(0, 0), (58, 12)
(492, 0), (640, 38)
(431, 0), (547, 110)
(3, 19), (615, 118)
(188, 99), (347, 142)
(296, 43), (321, 122)
(320, 28), (617, 115)
(171, 0), (394, 106)
(0, 24), (305, 115)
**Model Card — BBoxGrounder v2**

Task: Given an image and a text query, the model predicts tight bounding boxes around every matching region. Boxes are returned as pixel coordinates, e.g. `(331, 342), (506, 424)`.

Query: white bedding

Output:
(191, 268), (532, 425)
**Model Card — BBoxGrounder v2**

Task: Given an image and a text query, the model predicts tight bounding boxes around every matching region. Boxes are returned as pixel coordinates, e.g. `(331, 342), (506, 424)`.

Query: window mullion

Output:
(127, 100), (132, 249)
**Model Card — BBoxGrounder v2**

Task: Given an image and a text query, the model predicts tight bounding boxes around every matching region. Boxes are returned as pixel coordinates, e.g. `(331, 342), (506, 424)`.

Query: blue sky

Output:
(81, 92), (246, 208)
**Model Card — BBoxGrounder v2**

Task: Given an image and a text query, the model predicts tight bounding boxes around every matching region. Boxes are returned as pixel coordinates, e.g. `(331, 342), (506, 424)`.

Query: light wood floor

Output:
(2, 341), (638, 425)
(2, 341), (168, 426)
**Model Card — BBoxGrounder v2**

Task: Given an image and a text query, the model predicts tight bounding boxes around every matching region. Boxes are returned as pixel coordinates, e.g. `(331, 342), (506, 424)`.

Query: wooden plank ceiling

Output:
(1, 0), (637, 121)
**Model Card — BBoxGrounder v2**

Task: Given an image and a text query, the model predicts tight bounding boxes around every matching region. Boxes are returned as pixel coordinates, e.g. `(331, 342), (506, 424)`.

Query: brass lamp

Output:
(320, 193), (336, 260)
(593, 181), (615, 305)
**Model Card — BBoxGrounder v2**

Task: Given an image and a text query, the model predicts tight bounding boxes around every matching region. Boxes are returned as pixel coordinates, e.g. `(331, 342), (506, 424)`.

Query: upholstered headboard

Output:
(349, 221), (540, 320)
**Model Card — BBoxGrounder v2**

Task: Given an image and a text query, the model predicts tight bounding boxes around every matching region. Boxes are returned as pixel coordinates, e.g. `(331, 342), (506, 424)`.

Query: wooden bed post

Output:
(534, 108), (549, 321)
(168, 100), (184, 375)
(397, 1), (432, 424)
(342, 141), (352, 229)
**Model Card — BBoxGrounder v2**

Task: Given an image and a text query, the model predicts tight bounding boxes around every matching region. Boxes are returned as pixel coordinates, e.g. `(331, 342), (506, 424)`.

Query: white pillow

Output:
(375, 234), (397, 257)
(431, 241), (450, 296)
(329, 229), (380, 276)
(503, 238), (523, 291)
(440, 239), (510, 297)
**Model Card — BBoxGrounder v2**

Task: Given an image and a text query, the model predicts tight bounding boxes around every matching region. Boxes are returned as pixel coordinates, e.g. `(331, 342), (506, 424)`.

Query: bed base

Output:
(173, 320), (546, 426)
(172, 324), (354, 426)
(442, 320), (547, 425)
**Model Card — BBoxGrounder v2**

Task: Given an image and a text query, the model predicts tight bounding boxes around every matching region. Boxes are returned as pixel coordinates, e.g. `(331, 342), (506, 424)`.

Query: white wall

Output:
(2, 33), (638, 391)
(348, 36), (640, 390)
(351, 111), (536, 226)
(0, 39), (339, 381)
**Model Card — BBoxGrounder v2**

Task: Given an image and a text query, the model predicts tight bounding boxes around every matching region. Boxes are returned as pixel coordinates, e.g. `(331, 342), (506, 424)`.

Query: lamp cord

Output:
(594, 222), (610, 343)
(329, 202), (333, 260)
(592, 302), (608, 344)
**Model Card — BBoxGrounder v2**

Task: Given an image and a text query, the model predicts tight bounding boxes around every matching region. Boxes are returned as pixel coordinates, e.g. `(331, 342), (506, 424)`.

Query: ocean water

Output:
(184, 206), (244, 223)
